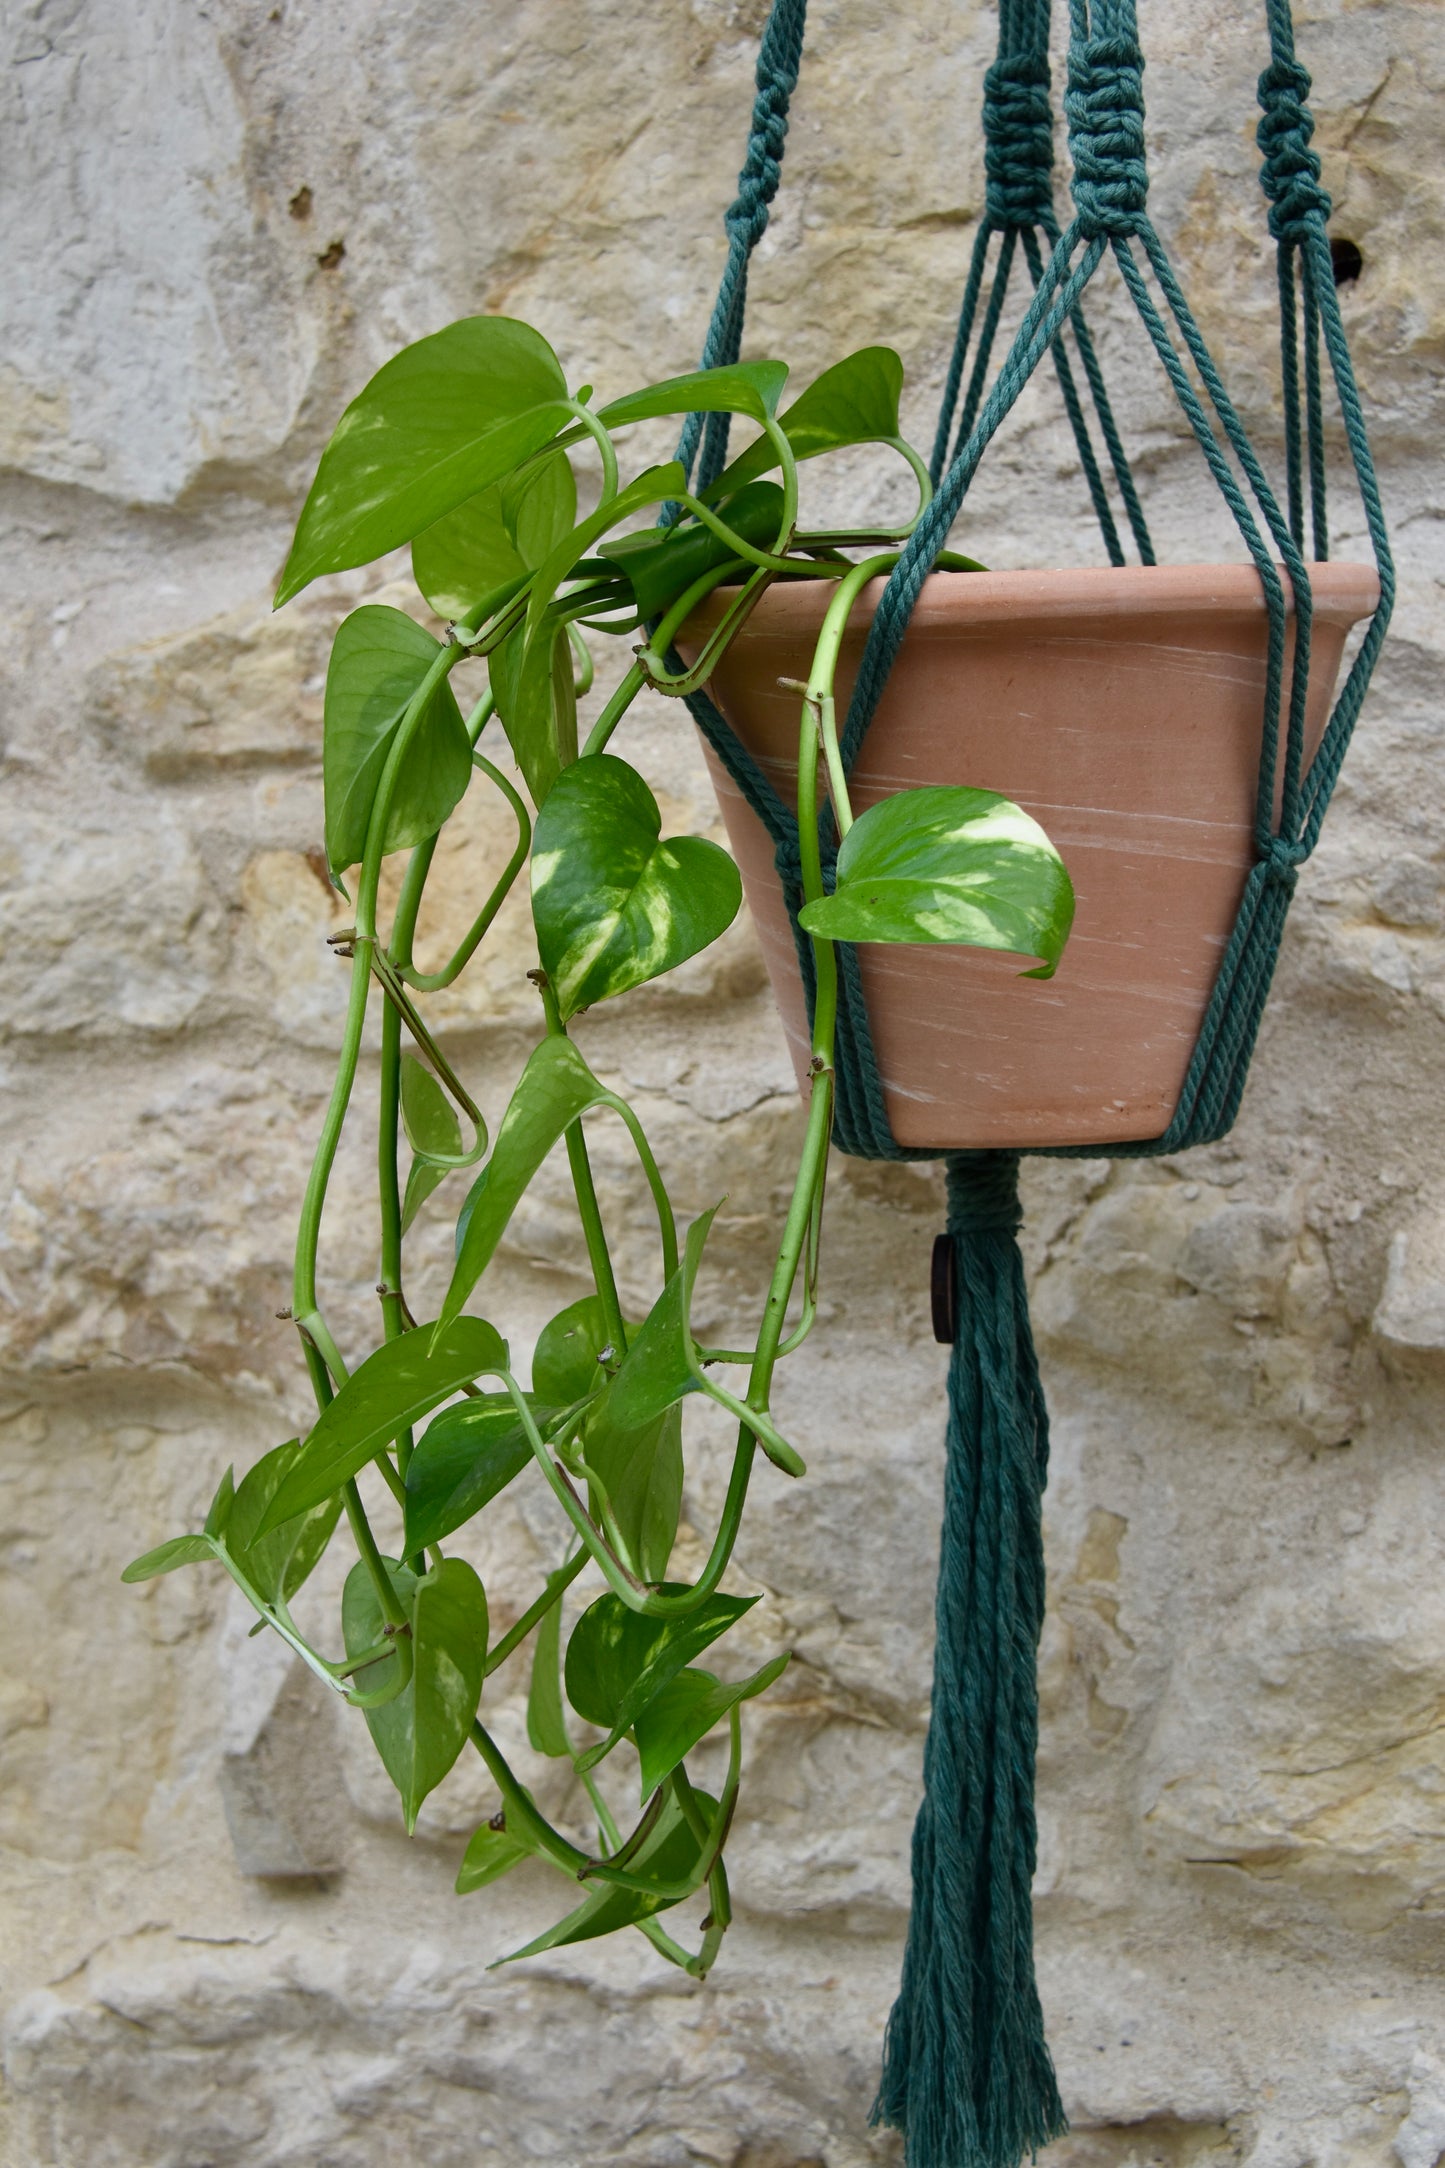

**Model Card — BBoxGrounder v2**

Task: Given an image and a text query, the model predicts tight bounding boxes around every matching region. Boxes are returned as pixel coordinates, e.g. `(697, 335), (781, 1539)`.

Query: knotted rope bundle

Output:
(672, 2), (1392, 2163)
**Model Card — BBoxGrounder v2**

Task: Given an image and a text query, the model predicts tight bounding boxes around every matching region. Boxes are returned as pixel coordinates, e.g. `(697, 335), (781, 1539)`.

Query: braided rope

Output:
(670, 0), (806, 503)
(672, 11), (1391, 2164)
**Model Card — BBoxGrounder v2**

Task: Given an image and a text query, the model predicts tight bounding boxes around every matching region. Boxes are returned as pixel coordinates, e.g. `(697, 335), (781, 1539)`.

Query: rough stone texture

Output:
(2, 2), (1443, 2164)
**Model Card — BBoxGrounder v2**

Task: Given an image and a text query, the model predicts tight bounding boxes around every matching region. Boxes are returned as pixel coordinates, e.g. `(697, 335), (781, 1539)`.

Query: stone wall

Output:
(3, 2), (1443, 2164)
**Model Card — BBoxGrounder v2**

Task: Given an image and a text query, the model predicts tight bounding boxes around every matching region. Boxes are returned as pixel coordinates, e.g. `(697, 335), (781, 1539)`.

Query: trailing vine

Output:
(125, 319), (1073, 1974)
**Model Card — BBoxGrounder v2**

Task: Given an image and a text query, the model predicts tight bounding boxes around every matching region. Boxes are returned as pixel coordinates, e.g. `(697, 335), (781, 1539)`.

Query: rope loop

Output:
(1256, 57), (1331, 244)
(724, 65), (795, 249)
(946, 1151), (1024, 1236)
(1065, 34), (1149, 236)
(984, 50), (1056, 227)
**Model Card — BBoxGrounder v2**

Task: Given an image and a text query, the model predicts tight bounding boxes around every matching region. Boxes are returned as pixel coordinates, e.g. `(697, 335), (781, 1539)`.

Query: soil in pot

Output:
(680, 560), (1381, 1150)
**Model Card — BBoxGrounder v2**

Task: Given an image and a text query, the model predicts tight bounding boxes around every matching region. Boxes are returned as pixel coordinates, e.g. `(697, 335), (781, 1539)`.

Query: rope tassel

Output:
(872, 1152), (1066, 2168)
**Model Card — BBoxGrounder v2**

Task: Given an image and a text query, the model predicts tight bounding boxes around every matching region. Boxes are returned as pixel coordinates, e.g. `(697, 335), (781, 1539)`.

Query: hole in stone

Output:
(288, 185), (313, 222)
(1330, 236), (1364, 285)
(316, 238), (346, 271)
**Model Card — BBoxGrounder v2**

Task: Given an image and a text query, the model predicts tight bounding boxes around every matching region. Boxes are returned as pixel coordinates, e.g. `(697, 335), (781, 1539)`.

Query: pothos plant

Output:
(124, 316), (1074, 1976)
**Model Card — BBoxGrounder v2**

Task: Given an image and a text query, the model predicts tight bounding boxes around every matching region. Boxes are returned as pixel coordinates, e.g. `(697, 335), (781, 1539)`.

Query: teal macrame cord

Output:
(670, 3), (1392, 2165)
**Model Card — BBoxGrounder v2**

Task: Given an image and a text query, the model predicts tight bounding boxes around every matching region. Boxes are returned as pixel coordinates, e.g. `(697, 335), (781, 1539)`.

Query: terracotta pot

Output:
(679, 561), (1380, 1150)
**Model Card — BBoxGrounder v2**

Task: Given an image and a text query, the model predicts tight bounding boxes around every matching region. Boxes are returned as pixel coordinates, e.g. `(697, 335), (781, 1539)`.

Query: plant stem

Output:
(483, 1548), (587, 1677)
(469, 1719), (588, 1874)
(536, 977), (629, 1360)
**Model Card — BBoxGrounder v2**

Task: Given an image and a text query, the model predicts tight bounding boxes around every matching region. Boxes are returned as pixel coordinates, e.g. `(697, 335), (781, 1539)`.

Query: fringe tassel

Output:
(872, 1150), (1066, 2168)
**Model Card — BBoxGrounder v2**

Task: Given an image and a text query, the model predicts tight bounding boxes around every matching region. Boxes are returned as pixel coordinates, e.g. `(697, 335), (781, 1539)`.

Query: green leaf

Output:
(633, 1656), (790, 1798)
(343, 1555), (489, 1833)
(796, 786), (1075, 976)
(532, 1297), (682, 1582)
(601, 1205), (805, 1481)
(259, 1317), (510, 1534)
(277, 315), (571, 605)
(204, 1465), (235, 1539)
(456, 1817), (536, 1894)
(399, 1054), (467, 1233)
(400, 1052), (463, 1160)
(487, 618), (577, 809)
(323, 606), (472, 877)
(441, 1038), (617, 1334)
(401, 1158), (449, 1234)
(403, 1395), (551, 1555)
(564, 1586), (757, 1771)
(532, 1295), (613, 1403)
(121, 1533), (215, 1584)
(413, 450), (577, 620)
(596, 360), (788, 431)
(493, 1785), (717, 1962)
(522, 462), (686, 647)
(605, 1205), (720, 1431)
(597, 480), (785, 619)
(710, 345), (905, 493)
(526, 1576), (571, 1758)
(584, 1402), (683, 1587)
(226, 1441), (344, 1607)
(531, 755), (741, 1020)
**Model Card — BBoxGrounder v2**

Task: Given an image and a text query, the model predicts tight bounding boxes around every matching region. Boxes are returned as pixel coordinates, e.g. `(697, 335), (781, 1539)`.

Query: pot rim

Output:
(682, 557), (1381, 637)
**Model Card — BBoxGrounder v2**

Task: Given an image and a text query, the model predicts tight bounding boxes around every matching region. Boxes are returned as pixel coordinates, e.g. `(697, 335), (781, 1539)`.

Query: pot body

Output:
(680, 561), (1380, 1149)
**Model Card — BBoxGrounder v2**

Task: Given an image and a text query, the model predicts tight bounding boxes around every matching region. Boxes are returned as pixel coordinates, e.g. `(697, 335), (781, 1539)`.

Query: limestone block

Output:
(217, 1600), (345, 1880)
(88, 599), (335, 779)
(0, 1066), (311, 1383)
(2, 0), (331, 504)
(1373, 1198), (1445, 1353)
(0, 806), (227, 1040)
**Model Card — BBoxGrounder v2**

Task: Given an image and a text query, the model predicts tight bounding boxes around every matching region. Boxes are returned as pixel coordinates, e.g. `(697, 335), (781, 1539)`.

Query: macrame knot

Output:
(983, 51), (1055, 228)
(725, 71), (794, 249)
(945, 1150), (1024, 1237)
(1256, 58), (1331, 244)
(1263, 834), (1307, 891)
(1065, 35), (1148, 237)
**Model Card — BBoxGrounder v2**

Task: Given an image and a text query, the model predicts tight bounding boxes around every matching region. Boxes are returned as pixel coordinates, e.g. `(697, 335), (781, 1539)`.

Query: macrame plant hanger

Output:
(669, 2), (1394, 2164)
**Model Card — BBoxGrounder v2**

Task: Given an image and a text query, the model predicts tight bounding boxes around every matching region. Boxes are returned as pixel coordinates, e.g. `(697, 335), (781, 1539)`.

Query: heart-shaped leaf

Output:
(596, 359), (788, 431)
(487, 618), (577, 809)
(526, 1571), (572, 1759)
(121, 1533), (215, 1584)
(400, 1051), (466, 1233)
(413, 449), (577, 620)
(343, 1555), (488, 1833)
(456, 1817), (535, 1894)
(584, 1402), (683, 1587)
(323, 606), (472, 877)
(531, 756), (741, 1020)
(564, 1586), (757, 1771)
(226, 1440), (344, 1607)
(492, 1785), (719, 1964)
(532, 1296), (682, 1582)
(603, 1204), (720, 1432)
(260, 1317), (509, 1533)
(710, 345), (905, 493)
(401, 1053), (463, 1161)
(204, 1466), (235, 1538)
(633, 1655), (790, 1798)
(403, 1394), (555, 1555)
(277, 315), (570, 604)
(797, 786), (1075, 976)
(441, 1037), (620, 1334)
(599, 1205), (805, 1481)
(532, 1295), (614, 1403)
